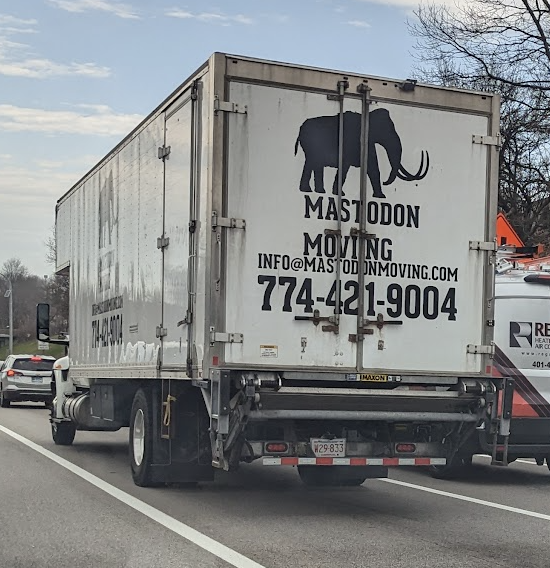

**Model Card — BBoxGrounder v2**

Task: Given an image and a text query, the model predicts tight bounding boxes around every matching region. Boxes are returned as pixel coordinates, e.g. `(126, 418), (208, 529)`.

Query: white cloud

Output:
(0, 37), (28, 53)
(0, 14), (38, 36)
(48, 0), (140, 19)
(72, 103), (112, 112)
(0, 165), (76, 197)
(0, 13), (109, 80)
(0, 153), (12, 159)
(0, 34), (110, 78)
(347, 19), (370, 28)
(0, 14), (38, 26)
(0, 104), (144, 136)
(35, 159), (66, 169)
(2, 27), (38, 34)
(165, 9), (254, 25)
(0, 58), (110, 78)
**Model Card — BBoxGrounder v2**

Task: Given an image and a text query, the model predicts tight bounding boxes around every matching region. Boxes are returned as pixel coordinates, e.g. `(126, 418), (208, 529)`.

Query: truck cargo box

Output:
(56, 53), (499, 383)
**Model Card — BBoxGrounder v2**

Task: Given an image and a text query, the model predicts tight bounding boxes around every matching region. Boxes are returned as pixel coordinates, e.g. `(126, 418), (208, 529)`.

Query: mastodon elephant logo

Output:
(294, 108), (429, 198)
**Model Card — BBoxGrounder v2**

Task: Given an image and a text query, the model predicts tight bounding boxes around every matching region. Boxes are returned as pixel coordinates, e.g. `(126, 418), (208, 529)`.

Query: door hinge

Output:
(158, 145), (171, 160)
(467, 343), (495, 356)
(157, 236), (170, 249)
(214, 96), (247, 115)
(156, 326), (167, 338)
(470, 240), (497, 252)
(211, 211), (246, 230)
(472, 134), (500, 148)
(209, 328), (243, 344)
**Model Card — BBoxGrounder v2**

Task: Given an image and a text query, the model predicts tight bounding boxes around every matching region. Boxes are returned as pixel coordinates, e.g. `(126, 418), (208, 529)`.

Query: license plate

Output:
(311, 438), (346, 457)
(31, 377), (43, 383)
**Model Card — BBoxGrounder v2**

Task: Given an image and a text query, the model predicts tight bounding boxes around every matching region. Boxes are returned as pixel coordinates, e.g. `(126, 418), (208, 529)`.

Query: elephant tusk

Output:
(394, 151), (430, 182)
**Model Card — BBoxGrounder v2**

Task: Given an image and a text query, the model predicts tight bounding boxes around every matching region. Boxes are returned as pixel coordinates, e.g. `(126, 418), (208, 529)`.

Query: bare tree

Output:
(409, 1), (550, 246)
(410, 1), (550, 94)
(1, 258), (29, 282)
(43, 229), (69, 334)
(0, 259), (45, 344)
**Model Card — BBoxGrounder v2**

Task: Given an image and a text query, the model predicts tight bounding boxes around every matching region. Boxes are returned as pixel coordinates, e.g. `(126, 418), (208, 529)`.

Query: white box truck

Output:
(36, 53), (508, 486)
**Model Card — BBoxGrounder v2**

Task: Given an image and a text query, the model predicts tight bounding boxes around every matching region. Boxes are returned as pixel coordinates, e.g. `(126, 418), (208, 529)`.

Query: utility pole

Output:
(4, 281), (12, 354)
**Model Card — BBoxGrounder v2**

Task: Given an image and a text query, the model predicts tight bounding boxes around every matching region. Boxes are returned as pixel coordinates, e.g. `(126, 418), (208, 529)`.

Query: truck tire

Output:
(298, 466), (367, 487)
(429, 455), (472, 479)
(0, 388), (10, 408)
(130, 388), (159, 487)
(51, 421), (76, 445)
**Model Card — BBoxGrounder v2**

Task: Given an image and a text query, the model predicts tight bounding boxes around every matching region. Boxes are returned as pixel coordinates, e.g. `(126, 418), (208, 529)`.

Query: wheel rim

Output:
(133, 409), (145, 466)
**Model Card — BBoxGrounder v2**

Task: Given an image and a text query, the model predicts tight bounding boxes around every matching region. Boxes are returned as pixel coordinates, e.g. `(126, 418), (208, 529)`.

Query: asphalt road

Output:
(1, 403), (550, 568)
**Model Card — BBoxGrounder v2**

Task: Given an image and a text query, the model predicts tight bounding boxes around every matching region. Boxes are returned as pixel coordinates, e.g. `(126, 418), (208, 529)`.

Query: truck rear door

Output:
(222, 78), (495, 376)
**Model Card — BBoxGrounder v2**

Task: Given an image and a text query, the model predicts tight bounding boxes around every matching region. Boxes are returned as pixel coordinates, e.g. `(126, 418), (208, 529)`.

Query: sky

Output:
(0, 0), (445, 278)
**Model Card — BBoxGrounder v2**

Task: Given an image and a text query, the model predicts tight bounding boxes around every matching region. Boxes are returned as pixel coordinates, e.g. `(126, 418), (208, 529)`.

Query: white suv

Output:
(0, 355), (55, 408)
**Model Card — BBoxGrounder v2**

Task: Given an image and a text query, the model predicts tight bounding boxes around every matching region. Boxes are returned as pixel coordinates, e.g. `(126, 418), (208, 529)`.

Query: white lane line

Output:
(0, 425), (265, 568)
(379, 478), (550, 521)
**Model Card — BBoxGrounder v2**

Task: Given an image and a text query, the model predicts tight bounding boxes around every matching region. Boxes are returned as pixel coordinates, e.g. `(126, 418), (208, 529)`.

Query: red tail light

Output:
(396, 443), (416, 453)
(7, 369), (21, 377)
(30, 356), (42, 361)
(265, 442), (289, 454)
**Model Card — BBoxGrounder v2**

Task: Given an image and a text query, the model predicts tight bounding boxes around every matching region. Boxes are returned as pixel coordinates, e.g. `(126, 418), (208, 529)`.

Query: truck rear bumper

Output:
(263, 456), (446, 466)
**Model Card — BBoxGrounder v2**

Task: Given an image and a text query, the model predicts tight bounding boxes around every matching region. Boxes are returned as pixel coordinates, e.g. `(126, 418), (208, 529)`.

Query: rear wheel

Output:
(130, 388), (159, 487)
(51, 421), (76, 445)
(0, 387), (10, 408)
(298, 466), (367, 487)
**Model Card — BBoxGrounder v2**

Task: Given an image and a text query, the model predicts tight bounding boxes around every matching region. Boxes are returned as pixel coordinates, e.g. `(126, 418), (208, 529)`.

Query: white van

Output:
(430, 248), (550, 478)
(494, 263), (550, 469)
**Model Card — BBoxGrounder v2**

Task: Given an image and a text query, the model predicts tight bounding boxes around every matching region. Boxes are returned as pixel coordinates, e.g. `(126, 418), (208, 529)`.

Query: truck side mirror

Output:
(37, 303), (51, 341)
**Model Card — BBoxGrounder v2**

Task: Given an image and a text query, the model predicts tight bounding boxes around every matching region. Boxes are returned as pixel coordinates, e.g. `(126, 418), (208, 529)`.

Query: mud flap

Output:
(150, 381), (214, 483)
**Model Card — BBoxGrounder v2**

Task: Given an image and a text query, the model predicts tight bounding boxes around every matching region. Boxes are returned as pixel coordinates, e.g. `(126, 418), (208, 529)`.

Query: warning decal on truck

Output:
(260, 345), (279, 358)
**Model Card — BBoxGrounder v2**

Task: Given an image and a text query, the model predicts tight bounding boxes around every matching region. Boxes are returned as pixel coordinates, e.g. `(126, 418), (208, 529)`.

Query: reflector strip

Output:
(262, 457), (446, 466)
